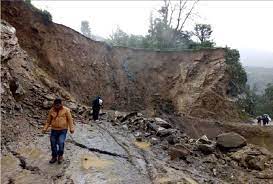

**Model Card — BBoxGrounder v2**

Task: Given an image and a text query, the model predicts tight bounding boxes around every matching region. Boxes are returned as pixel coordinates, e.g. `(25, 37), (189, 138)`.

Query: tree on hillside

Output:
(81, 20), (91, 38)
(189, 24), (214, 49)
(146, 0), (199, 49)
(192, 24), (212, 43)
(108, 27), (129, 46)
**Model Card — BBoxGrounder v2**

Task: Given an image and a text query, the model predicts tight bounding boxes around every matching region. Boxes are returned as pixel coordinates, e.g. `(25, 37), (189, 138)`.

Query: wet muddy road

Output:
(1, 120), (197, 184)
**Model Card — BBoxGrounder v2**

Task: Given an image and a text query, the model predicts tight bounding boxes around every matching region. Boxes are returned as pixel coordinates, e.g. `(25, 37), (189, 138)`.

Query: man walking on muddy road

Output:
(42, 97), (75, 164)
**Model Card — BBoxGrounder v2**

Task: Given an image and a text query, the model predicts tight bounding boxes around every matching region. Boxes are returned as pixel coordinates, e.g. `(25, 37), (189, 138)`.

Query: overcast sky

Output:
(32, 1), (273, 67)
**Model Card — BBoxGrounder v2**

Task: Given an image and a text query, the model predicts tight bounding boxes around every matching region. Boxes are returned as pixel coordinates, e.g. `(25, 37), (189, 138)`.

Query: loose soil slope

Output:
(2, 1), (238, 120)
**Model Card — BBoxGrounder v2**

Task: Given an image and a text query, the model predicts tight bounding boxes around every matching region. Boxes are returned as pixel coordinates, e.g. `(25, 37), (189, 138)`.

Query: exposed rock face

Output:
(216, 132), (247, 149)
(1, 1), (239, 120)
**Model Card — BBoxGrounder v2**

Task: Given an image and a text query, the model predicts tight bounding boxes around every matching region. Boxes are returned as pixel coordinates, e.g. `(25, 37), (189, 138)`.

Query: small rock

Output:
(32, 115), (39, 119)
(135, 132), (142, 142)
(66, 102), (77, 111)
(154, 117), (172, 129)
(197, 135), (211, 144)
(245, 155), (266, 171)
(166, 135), (179, 145)
(122, 124), (128, 130)
(14, 104), (23, 112)
(216, 132), (246, 149)
(44, 94), (55, 101)
(144, 132), (151, 137)
(147, 122), (160, 132)
(156, 128), (175, 137)
(137, 112), (143, 117)
(212, 168), (217, 176)
(198, 143), (216, 154)
(42, 100), (52, 109)
(150, 137), (159, 145)
(34, 83), (42, 88)
(169, 144), (190, 160)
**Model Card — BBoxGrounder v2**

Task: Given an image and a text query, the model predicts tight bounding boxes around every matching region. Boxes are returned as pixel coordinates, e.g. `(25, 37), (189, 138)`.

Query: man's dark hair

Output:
(54, 97), (62, 105)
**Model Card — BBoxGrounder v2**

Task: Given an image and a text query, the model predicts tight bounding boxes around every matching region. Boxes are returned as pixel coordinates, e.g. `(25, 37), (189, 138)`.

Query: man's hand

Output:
(70, 129), (75, 134)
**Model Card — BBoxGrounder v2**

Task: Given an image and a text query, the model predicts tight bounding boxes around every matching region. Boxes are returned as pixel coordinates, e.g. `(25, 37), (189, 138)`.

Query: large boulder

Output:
(216, 132), (246, 149)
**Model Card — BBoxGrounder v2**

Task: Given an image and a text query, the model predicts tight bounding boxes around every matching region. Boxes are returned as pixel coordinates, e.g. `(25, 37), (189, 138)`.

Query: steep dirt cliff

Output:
(1, 1), (238, 120)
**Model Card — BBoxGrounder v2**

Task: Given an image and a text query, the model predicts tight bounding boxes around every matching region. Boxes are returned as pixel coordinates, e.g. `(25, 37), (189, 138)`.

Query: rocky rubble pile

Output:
(107, 111), (273, 182)
(108, 111), (181, 145)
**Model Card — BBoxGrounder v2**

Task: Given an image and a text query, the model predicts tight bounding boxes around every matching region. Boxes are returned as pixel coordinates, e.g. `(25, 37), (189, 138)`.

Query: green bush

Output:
(224, 47), (247, 96)
(188, 41), (215, 50)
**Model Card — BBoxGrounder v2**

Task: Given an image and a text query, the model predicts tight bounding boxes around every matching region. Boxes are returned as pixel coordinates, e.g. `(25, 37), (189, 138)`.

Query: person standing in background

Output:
(92, 96), (103, 122)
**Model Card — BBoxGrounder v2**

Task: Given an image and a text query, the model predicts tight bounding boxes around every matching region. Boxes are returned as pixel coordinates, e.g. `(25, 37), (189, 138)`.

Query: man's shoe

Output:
(49, 157), (57, 164)
(58, 156), (64, 164)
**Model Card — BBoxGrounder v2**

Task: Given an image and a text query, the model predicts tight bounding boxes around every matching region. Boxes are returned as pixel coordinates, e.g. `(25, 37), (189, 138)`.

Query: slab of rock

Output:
(216, 132), (246, 149)
(156, 127), (175, 137)
(154, 117), (172, 129)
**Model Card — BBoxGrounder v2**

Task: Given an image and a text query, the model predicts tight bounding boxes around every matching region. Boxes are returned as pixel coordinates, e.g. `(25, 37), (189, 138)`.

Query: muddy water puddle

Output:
(247, 136), (273, 153)
(81, 154), (114, 170)
(134, 141), (151, 150)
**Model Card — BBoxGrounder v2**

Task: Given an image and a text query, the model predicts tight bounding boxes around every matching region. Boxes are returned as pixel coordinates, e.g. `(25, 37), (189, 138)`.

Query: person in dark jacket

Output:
(92, 96), (103, 121)
(257, 116), (262, 126)
(262, 114), (269, 126)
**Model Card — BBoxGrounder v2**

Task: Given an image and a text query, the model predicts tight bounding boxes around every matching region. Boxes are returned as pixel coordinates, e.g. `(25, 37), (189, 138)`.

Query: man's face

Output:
(54, 103), (62, 110)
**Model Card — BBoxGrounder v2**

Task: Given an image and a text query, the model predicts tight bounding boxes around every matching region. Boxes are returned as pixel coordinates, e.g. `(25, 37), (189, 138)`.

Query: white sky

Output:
(32, 1), (273, 66)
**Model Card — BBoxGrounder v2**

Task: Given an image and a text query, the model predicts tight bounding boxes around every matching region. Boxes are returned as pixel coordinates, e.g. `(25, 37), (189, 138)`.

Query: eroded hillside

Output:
(1, 1), (239, 120)
(1, 2), (273, 184)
